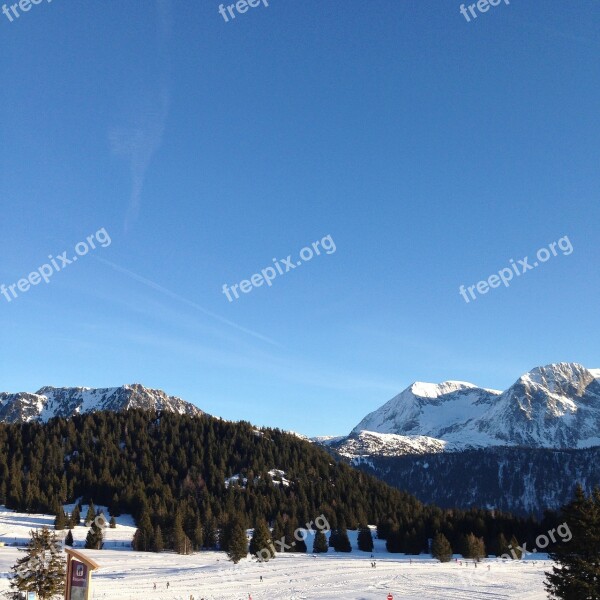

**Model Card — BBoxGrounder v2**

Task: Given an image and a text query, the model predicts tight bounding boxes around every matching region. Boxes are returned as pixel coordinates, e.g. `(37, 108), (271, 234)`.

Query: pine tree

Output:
(84, 520), (103, 550)
(249, 519), (274, 561)
(84, 501), (96, 526)
(9, 528), (66, 600)
(272, 515), (285, 552)
(192, 519), (203, 551)
(227, 517), (248, 564)
(431, 532), (453, 562)
(495, 532), (510, 558)
(463, 533), (486, 560)
(71, 504), (81, 527)
(357, 525), (374, 552)
(172, 512), (192, 554)
(334, 527), (352, 552)
(54, 509), (66, 531)
(153, 525), (164, 553)
(313, 530), (328, 553)
(65, 530), (74, 547)
(509, 535), (523, 559)
(545, 486), (600, 599)
(203, 516), (218, 549)
(109, 516), (117, 529)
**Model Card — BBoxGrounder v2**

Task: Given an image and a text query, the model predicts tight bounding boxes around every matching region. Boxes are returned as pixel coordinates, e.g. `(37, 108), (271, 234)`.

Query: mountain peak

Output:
(350, 363), (600, 450)
(0, 385), (203, 424)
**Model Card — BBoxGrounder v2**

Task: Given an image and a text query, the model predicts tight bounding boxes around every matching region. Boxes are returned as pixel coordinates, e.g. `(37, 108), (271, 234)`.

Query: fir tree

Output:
(54, 509), (66, 531)
(227, 517), (248, 564)
(495, 532), (510, 557)
(84, 520), (103, 550)
(313, 530), (328, 553)
(357, 525), (374, 552)
(153, 525), (164, 553)
(84, 501), (96, 526)
(172, 512), (192, 554)
(431, 532), (453, 562)
(9, 528), (66, 600)
(109, 516), (117, 529)
(509, 535), (523, 559)
(65, 530), (74, 547)
(203, 517), (218, 549)
(545, 486), (600, 599)
(71, 504), (81, 527)
(192, 519), (203, 551)
(334, 527), (352, 552)
(272, 515), (285, 552)
(249, 519), (274, 561)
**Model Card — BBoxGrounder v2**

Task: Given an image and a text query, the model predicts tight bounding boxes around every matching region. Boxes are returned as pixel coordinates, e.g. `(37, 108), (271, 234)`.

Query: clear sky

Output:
(0, 0), (598, 436)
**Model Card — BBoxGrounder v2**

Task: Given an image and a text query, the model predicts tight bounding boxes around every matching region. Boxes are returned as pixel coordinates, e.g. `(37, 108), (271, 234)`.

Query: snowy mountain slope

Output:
(350, 363), (600, 451)
(330, 430), (447, 459)
(0, 384), (203, 423)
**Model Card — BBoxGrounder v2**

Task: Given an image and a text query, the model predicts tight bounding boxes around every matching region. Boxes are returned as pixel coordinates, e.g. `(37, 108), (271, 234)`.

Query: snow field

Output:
(0, 508), (551, 599)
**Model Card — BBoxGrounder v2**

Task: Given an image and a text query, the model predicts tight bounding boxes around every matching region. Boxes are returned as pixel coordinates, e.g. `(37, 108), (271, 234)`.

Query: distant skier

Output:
(153, 582), (156, 590)
(166, 582), (170, 590)
(260, 575), (263, 582)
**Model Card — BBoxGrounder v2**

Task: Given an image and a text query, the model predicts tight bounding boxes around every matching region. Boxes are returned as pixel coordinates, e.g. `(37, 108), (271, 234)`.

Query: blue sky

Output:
(0, 0), (598, 436)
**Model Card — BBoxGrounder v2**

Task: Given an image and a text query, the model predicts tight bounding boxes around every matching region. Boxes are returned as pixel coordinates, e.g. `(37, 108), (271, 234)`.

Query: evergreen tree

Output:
(495, 532), (510, 557)
(84, 520), (103, 550)
(54, 509), (66, 531)
(109, 516), (117, 529)
(545, 486), (600, 599)
(431, 532), (453, 562)
(203, 516), (218, 549)
(152, 525), (164, 553)
(65, 530), (74, 547)
(509, 535), (523, 559)
(357, 525), (374, 552)
(134, 511), (154, 552)
(272, 515), (285, 552)
(249, 519), (274, 561)
(463, 533), (486, 560)
(84, 501), (96, 526)
(313, 530), (328, 553)
(9, 528), (66, 600)
(172, 512), (192, 554)
(71, 504), (81, 527)
(192, 519), (204, 551)
(334, 527), (352, 552)
(227, 517), (248, 564)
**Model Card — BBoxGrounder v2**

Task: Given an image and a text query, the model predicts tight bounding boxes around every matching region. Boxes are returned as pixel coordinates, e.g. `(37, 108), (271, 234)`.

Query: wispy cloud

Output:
(94, 256), (280, 347)
(109, 0), (173, 231)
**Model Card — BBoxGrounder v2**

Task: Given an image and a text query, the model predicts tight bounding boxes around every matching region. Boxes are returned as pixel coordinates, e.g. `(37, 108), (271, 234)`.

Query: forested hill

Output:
(0, 410), (545, 554)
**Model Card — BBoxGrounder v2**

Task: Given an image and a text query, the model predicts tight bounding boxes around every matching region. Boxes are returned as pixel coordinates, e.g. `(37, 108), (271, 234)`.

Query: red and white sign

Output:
(387, 594), (393, 600)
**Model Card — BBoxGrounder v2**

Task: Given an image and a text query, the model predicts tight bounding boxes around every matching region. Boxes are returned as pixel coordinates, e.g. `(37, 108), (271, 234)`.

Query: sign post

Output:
(64, 549), (100, 600)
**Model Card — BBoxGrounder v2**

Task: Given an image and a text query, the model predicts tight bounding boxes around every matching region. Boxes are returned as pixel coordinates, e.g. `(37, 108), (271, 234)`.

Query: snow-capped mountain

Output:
(351, 363), (600, 451)
(331, 430), (447, 459)
(0, 384), (203, 423)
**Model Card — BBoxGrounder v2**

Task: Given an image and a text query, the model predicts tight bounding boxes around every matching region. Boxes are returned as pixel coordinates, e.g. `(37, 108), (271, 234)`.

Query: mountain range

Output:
(2, 362), (599, 514)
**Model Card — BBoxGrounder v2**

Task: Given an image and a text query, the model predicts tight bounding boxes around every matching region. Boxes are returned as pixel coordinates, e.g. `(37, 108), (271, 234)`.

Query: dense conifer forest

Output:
(0, 410), (559, 555)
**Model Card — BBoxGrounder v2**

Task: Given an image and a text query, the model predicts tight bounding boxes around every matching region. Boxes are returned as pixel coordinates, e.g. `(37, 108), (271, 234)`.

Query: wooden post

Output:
(64, 549), (100, 600)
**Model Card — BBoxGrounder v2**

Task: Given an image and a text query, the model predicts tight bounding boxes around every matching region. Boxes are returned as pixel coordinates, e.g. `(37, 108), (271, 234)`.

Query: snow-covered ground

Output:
(0, 508), (551, 599)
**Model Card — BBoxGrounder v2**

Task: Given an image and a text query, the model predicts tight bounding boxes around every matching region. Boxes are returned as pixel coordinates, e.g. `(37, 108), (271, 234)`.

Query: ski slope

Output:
(0, 508), (551, 599)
